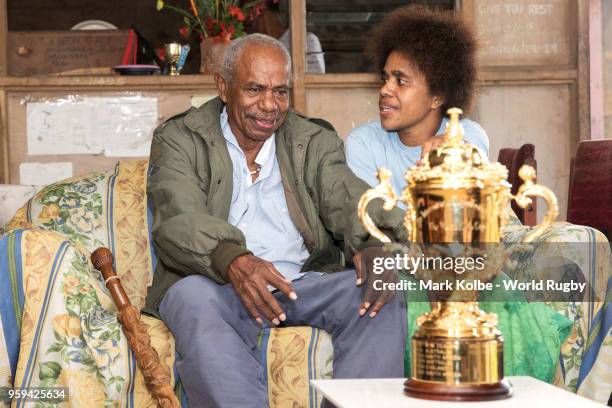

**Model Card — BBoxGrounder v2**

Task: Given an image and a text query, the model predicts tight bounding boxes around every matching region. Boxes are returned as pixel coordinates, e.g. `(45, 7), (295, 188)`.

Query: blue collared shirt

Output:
(221, 108), (310, 280)
(345, 118), (490, 195)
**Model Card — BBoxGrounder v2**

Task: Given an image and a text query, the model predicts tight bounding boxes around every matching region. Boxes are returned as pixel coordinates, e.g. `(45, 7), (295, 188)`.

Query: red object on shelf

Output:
(121, 29), (138, 65)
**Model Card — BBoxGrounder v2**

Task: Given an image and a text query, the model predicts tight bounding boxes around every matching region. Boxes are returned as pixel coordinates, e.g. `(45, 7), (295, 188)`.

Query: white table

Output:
(311, 377), (605, 407)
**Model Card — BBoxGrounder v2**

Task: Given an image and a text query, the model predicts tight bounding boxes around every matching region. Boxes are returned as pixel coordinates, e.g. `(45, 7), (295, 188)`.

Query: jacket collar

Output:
(183, 96), (323, 146)
(183, 96), (225, 143)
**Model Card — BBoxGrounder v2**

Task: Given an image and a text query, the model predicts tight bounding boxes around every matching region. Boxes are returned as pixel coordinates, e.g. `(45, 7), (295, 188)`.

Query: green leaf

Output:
(79, 296), (97, 313)
(81, 353), (96, 366)
(39, 361), (62, 380)
(47, 343), (65, 353)
(99, 330), (112, 342)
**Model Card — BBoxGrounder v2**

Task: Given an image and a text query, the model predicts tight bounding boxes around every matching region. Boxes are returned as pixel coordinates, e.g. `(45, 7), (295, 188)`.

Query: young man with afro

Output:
(345, 5), (573, 383)
(346, 4), (488, 194)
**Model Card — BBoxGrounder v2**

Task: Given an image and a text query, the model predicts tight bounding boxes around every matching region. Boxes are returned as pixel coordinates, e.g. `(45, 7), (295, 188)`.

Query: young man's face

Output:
(217, 44), (290, 144)
(378, 50), (443, 133)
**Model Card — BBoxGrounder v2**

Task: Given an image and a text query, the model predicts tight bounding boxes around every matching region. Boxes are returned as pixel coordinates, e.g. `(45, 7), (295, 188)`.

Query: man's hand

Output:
(227, 254), (297, 326)
(417, 134), (446, 165)
(353, 246), (398, 319)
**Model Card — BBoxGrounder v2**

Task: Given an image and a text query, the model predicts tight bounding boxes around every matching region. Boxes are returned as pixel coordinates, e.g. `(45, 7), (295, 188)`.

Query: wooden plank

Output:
(0, 0), (7, 76)
(0, 67), (578, 93)
(575, 0), (590, 145)
(475, 84), (572, 221)
(469, 0), (571, 67)
(461, 0), (476, 24)
(589, 0), (604, 139)
(289, 0), (306, 113)
(304, 68), (577, 87)
(0, 74), (217, 91)
(8, 31), (131, 76)
(0, 90), (8, 183)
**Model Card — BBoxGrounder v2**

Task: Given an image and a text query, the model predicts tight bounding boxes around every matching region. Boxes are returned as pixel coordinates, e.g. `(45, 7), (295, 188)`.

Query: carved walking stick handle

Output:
(91, 248), (180, 408)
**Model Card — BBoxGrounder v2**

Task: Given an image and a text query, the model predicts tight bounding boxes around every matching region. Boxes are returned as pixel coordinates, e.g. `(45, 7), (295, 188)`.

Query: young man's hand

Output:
(227, 254), (297, 326)
(417, 134), (446, 165)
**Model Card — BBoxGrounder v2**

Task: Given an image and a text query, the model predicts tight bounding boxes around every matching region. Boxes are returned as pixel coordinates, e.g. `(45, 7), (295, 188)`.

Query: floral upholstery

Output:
(502, 223), (611, 401)
(1, 159), (610, 406)
(1, 160), (333, 408)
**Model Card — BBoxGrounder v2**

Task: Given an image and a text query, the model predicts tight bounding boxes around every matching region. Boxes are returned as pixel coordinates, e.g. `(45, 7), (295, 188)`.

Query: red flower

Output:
(216, 23), (236, 43)
(228, 5), (245, 22)
(204, 16), (218, 35)
(179, 26), (190, 39)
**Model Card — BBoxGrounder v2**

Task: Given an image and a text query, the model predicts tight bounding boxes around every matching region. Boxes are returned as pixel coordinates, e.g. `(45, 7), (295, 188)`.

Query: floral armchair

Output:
(0, 160), (610, 407)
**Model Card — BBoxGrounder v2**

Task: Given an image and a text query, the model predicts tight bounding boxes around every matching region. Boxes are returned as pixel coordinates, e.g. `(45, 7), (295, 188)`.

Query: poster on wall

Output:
(26, 96), (158, 157)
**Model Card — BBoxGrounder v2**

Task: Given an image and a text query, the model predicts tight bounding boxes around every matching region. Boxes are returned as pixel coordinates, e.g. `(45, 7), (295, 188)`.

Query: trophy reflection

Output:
(358, 108), (559, 401)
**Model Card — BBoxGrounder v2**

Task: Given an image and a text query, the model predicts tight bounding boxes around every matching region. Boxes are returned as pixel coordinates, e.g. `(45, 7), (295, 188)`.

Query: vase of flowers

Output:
(157, 0), (265, 73)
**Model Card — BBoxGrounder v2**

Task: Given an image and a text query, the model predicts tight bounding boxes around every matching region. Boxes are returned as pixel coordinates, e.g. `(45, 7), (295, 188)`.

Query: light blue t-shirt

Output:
(221, 109), (309, 280)
(345, 118), (489, 195)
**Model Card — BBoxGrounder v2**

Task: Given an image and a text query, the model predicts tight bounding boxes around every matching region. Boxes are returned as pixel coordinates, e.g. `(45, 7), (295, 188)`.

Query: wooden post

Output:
(0, 90), (8, 184)
(289, 0), (306, 114)
(588, 0), (604, 140)
(0, 0), (7, 76)
(0, 0), (8, 183)
(576, 0), (591, 142)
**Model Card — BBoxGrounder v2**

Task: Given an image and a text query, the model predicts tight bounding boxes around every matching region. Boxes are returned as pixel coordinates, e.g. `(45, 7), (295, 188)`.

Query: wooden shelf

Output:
(0, 74), (217, 91)
(0, 65), (578, 93)
(305, 67), (578, 89)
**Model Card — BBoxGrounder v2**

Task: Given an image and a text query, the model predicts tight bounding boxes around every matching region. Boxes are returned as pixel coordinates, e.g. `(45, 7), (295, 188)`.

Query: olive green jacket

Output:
(144, 97), (404, 317)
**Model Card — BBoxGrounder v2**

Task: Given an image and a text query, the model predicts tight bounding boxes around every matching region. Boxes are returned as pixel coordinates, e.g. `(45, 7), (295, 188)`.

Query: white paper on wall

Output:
(19, 162), (73, 186)
(26, 96), (158, 157)
(27, 101), (99, 155)
(90, 96), (158, 157)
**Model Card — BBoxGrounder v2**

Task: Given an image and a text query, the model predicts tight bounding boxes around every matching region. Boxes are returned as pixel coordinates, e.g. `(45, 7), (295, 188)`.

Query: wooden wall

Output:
(603, 0), (612, 138)
(6, 0), (202, 73)
(1, 0), (592, 224)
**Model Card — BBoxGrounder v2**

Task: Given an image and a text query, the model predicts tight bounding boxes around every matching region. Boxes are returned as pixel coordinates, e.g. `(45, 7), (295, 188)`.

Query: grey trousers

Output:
(159, 270), (407, 408)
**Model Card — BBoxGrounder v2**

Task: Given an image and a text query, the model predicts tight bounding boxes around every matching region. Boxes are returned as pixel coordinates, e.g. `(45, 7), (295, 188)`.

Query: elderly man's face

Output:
(218, 45), (290, 143)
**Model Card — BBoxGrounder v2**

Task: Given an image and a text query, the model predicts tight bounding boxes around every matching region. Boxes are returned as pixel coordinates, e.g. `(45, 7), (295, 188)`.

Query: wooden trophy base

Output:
(404, 378), (512, 402)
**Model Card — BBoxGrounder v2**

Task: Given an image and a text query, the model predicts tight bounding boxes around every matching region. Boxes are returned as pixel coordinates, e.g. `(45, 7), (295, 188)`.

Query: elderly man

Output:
(144, 34), (406, 407)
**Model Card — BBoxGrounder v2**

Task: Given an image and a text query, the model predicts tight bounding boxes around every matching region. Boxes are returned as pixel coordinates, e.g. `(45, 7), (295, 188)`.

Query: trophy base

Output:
(404, 378), (512, 402)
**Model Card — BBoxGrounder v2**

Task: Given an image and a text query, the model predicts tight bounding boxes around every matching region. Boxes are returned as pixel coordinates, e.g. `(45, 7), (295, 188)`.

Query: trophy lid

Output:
(405, 108), (509, 189)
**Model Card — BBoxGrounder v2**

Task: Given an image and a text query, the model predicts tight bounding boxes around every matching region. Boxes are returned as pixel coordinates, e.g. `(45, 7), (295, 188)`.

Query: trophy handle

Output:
(512, 165), (559, 242)
(357, 168), (398, 243)
(400, 187), (417, 242)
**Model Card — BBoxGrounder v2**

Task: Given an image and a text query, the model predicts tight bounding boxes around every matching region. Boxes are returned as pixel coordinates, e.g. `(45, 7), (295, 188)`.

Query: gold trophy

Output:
(358, 108), (559, 401)
(164, 42), (182, 76)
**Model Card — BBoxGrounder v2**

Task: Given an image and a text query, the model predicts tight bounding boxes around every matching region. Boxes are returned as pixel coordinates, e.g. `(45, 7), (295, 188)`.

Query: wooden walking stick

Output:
(91, 247), (180, 408)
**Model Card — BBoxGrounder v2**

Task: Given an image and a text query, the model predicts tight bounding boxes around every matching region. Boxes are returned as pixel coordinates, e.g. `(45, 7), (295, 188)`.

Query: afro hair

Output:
(366, 5), (478, 114)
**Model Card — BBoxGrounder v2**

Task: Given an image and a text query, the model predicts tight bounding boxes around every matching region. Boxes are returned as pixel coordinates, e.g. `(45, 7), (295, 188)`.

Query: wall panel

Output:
(306, 87), (378, 139)
(473, 84), (571, 221)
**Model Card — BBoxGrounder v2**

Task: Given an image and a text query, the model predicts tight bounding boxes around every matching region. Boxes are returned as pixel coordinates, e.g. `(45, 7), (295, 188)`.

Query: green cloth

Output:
(404, 274), (573, 383)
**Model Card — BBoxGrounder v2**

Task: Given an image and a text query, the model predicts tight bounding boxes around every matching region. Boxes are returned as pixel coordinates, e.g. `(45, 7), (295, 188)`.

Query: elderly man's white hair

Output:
(220, 33), (292, 81)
